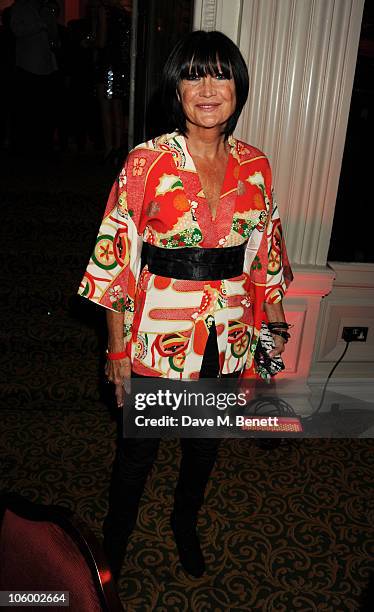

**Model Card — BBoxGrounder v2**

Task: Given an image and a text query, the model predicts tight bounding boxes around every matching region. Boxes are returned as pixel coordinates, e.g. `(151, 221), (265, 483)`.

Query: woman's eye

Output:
(215, 73), (229, 80)
(184, 74), (201, 81)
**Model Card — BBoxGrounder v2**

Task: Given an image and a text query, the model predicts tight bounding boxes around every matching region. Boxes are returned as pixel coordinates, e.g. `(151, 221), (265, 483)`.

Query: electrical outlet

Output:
(342, 326), (368, 342)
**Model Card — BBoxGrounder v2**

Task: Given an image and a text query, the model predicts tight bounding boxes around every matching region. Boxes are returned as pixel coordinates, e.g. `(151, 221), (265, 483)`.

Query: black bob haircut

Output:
(161, 30), (249, 139)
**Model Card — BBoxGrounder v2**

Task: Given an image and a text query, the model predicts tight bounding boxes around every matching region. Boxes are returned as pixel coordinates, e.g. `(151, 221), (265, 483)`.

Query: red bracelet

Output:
(106, 350), (127, 360)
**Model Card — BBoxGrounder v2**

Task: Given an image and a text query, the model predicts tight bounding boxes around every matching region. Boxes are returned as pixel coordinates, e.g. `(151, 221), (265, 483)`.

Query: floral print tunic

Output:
(78, 132), (292, 379)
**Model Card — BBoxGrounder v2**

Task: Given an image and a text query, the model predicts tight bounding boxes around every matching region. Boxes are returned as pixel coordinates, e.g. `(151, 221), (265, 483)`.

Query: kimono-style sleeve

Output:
(241, 156), (293, 378)
(78, 153), (145, 342)
(244, 158), (292, 309)
(263, 189), (293, 304)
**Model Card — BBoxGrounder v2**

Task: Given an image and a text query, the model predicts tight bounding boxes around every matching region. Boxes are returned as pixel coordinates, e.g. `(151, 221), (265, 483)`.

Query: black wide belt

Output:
(146, 242), (247, 281)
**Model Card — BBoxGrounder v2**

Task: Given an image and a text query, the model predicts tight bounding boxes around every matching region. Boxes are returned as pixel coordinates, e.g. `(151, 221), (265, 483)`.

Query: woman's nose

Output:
(199, 76), (215, 96)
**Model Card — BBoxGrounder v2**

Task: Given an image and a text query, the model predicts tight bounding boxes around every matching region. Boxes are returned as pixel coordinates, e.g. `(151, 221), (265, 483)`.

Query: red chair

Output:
(0, 492), (124, 611)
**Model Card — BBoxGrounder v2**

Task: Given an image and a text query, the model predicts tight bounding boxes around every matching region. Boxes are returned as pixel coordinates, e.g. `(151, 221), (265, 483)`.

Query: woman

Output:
(78, 30), (292, 580)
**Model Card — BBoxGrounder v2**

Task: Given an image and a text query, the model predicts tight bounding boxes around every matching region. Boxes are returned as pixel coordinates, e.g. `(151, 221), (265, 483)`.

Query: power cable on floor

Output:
(304, 340), (350, 421)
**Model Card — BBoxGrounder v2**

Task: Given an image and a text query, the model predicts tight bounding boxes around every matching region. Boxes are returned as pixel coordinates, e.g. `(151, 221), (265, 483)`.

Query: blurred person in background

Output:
(93, 0), (132, 165)
(10, 0), (59, 157)
(65, 16), (98, 152)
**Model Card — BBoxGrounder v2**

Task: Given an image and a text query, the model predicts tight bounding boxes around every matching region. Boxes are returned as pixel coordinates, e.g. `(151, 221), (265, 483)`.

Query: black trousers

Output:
(103, 325), (238, 574)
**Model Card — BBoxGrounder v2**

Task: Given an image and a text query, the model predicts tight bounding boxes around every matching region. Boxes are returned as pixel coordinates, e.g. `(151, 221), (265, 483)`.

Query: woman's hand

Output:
(105, 356), (131, 408)
(268, 334), (287, 358)
(263, 300), (288, 358)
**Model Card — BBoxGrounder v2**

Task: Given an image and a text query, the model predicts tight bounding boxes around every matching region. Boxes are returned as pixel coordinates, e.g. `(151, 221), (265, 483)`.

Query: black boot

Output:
(170, 510), (205, 578)
(102, 437), (160, 582)
(103, 523), (130, 583)
(171, 438), (220, 578)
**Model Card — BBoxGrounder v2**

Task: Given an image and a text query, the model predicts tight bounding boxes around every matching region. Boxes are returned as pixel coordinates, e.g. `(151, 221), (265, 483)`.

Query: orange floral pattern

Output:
(132, 157), (146, 176)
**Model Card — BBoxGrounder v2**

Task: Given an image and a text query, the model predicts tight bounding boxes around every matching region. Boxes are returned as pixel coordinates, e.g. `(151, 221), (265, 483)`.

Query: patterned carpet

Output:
(1, 152), (373, 611)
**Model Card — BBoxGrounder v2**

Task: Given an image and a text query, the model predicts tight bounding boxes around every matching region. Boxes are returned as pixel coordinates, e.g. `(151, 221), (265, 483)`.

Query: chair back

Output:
(0, 493), (124, 612)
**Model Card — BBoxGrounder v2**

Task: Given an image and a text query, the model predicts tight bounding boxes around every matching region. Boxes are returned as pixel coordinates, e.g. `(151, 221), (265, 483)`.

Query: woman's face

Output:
(177, 69), (236, 132)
